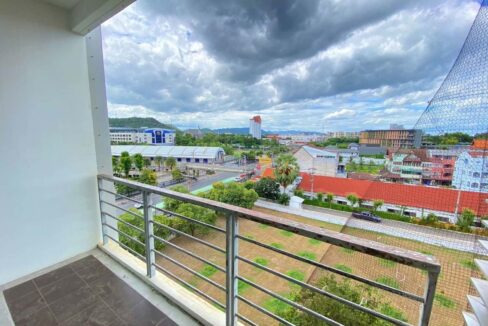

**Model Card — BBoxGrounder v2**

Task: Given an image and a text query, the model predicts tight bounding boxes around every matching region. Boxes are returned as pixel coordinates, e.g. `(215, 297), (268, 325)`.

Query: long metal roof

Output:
(111, 145), (224, 159)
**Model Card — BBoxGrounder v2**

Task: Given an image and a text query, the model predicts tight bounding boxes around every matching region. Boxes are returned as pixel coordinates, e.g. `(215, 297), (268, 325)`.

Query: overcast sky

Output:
(102, 0), (481, 132)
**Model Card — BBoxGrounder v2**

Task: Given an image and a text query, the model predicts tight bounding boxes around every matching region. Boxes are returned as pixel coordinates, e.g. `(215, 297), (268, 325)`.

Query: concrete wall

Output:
(0, 0), (101, 284)
(294, 147), (338, 176)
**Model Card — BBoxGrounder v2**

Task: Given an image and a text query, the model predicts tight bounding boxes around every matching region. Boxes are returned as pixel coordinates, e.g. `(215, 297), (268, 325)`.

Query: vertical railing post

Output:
(143, 191), (156, 278)
(420, 270), (439, 325)
(226, 213), (239, 326)
(97, 178), (108, 245)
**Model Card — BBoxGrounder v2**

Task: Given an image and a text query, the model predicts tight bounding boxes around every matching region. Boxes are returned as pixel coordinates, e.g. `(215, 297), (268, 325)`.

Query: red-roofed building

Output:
(262, 167), (488, 222)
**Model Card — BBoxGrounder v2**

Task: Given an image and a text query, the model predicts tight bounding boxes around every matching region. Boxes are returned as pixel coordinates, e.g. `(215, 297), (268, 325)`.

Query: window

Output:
(186, 158), (191, 162)
(195, 158), (200, 163)
(177, 158), (181, 162)
(471, 182), (479, 188)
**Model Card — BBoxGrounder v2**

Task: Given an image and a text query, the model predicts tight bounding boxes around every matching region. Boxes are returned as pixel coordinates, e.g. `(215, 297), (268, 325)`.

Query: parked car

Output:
(352, 211), (382, 223)
(134, 202), (143, 209)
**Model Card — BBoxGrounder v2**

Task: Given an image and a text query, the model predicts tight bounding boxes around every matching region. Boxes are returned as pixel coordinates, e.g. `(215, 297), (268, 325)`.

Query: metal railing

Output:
(97, 174), (440, 326)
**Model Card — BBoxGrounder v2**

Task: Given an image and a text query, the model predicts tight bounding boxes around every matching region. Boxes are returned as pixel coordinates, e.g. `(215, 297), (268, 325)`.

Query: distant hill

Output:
(109, 117), (178, 130)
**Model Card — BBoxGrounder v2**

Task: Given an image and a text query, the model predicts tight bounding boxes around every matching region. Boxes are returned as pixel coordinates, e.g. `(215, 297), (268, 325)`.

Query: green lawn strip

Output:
(245, 234), (255, 240)
(262, 293), (296, 315)
(308, 238), (321, 246)
(341, 247), (354, 254)
(270, 242), (285, 250)
(460, 259), (479, 271)
(378, 258), (396, 268)
(200, 264), (218, 278)
(297, 251), (317, 261)
(238, 279), (253, 295)
(258, 223), (269, 229)
(434, 293), (456, 308)
(280, 230), (294, 237)
(375, 276), (400, 289)
(254, 256), (269, 267)
(334, 264), (352, 273)
(380, 304), (408, 322)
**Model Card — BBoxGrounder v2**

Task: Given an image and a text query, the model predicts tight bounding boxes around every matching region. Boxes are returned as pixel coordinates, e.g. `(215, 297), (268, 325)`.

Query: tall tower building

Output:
(249, 115), (262, 139)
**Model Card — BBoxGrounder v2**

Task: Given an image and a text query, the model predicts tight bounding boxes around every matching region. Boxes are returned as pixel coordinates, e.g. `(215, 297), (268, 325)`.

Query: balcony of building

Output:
(1, 0), (441, 325)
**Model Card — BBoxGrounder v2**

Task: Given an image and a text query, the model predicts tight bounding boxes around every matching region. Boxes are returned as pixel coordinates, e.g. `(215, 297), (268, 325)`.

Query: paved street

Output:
(255, 200), (488, 255)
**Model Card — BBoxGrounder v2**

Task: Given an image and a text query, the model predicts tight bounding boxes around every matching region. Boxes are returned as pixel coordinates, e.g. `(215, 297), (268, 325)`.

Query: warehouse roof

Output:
(111, 145), (224, 159)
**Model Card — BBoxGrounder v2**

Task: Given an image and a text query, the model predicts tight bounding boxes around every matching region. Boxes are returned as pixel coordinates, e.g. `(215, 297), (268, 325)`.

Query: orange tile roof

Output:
(262, 168), (488, 215)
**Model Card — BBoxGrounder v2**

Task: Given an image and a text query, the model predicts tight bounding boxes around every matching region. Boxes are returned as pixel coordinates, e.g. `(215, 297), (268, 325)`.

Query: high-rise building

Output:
(249, 115), (262, 139)
(359, 129), (422, 148)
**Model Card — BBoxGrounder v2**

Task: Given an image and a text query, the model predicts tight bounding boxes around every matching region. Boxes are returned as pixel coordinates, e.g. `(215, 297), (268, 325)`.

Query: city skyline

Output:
(102, 0), (481, 132)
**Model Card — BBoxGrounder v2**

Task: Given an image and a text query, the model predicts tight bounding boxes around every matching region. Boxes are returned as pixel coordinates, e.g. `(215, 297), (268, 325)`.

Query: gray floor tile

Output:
(38, 273), (85, 304)
(14, 306), (57, 326)
(122, 300), (166, 326)
(3, 281), (37, 303)
(34, 265), (75, 289)
(5, 289), (47, 323)
(59, 299), (122, 326)
(49, 286), (98, 322)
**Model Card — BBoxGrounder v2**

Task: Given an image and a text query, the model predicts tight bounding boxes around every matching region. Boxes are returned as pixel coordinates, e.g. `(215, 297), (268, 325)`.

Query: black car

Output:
(352, 211), (382, 223)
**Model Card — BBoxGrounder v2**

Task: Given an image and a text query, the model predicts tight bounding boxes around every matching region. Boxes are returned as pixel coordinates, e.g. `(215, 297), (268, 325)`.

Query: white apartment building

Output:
(452, 150), (488, 193)
(249, 115), (262, 139)
(293, 146), (339, 176)
(329, 131), (360, 138)
(110, 127), (175, 145)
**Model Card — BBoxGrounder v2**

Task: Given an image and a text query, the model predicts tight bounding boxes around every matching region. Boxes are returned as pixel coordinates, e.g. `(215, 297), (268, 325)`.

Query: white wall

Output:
(0, 0), (102, 284)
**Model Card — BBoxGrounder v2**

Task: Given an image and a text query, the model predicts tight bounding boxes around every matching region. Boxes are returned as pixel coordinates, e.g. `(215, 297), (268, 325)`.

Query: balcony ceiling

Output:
(41, 0), (135, 35)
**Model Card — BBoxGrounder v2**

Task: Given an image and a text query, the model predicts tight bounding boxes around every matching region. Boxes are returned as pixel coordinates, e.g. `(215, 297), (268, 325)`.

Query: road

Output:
(256, 200), (488, 255)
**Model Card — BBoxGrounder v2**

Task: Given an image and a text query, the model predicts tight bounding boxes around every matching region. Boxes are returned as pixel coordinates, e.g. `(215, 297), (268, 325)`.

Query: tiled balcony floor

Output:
(3, 255), (176, 326)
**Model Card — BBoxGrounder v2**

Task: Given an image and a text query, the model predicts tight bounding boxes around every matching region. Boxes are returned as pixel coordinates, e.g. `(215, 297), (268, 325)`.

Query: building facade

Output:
(359, 129), (422, 148)
(329, 131), (360, 139)
(453, 150), (488, 193)
(249, 115), (262, 139)
(110, 127), (175, 145)
(293, 146), (339, 176)
(111, 145), (225, 164)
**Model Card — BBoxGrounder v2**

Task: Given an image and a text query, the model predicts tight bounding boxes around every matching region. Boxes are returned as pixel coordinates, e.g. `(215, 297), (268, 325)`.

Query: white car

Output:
(134, 202), (143, 209)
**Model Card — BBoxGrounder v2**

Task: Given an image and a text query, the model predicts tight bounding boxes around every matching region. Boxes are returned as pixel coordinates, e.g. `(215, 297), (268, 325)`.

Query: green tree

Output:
(274, 154), (299, 191)
(112, 156), (121, 175)
(166, 156), (177, 170)
(133, 153), (144, 171)
(282, 275), (407, 325)
(139, 169), (157, 186)
(172, 169), (184, 181)
(200, 182), (258, 209)
(154, 156), (164, 171)
(346, 194), (358, 208)
(254, 177), (280, 200)
(316, 192), (324, 202)
(143, 158), (151, 168)
(457, 208), (475, 231)
(119, 152), (132, 177)
(326, 193), (334, 208)
(373, 199), (384, 212)
(222, 144), (234, 155)
(278, 193), (290, 205)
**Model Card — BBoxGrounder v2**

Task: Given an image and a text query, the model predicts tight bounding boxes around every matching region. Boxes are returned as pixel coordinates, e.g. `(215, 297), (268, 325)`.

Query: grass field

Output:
(154, 206), (480, 325)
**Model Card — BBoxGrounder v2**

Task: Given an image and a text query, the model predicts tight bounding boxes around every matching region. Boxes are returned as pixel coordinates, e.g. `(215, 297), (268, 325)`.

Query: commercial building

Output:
(111, 145), (225, 164)
(110, 127), (175, 145)
(249, 115), (262, 139)
(381, 149), (458, 185)
(293, 146), (340, 176)
(328, 131), (360, 139)
(359, 128), (422, 148)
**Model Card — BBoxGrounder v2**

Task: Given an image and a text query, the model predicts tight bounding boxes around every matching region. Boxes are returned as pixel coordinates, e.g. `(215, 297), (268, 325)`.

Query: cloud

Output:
(102, 0), (480, 131)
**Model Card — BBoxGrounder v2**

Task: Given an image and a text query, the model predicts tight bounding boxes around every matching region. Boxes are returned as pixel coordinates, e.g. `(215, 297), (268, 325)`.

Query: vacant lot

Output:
(155, 207), (480, 325)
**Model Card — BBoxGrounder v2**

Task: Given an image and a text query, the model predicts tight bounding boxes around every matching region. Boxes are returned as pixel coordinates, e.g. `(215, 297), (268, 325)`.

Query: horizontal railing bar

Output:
(105, 234), (146, 261)
(103, 211), (145, 234)
(153, 250), (225, 292)
(99, 188), (143, 205)
(236, 313), (257, 326)
(103, 223), (146, 248)
(151, 234), (225, 273)
(98, 174), (440, 272)
(236, 276), (342, 326)
(151, 220), (225, 254)
(237, 256), (410, 326)
(237, 295), (293, 326)
(149, 204), (225, 233)
(100, 199), (144, 220)
(237, 235), (424, 303)
(152, 263), (225, 309)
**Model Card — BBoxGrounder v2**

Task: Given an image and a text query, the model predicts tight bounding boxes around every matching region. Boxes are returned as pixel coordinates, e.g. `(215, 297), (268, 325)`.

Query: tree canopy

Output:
(274, 154), (300, 190)
(200, 182), (258, 209)
(254, 177), (280, 200)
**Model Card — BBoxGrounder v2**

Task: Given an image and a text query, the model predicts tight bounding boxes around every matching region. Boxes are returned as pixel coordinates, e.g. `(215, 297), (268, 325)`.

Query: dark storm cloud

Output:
(103, 0), (480, 130)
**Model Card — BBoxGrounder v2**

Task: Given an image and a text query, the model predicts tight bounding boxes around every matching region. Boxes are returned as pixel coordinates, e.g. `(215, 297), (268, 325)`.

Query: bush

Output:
(278, 193), (290, 205)
(316, 192), (324, 202)
(254, 177), (280, 200)
(200, 181), (258, 209)
(457, 208), (475, 232)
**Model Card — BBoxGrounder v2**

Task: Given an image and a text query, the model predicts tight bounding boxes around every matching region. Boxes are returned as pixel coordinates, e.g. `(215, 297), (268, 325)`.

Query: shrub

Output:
(334, 264), (352, 273)
(297, 251), (317, 261)
(316, 192), (324, 202)
(457, 208), (475, 232)
(254, 177), (280, 200)
(254, 257), (269, 267)
(278, 193), (290, 205)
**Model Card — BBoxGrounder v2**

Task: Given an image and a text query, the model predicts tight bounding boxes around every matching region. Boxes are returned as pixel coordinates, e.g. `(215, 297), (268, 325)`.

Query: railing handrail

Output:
(98, 174), (440, 272)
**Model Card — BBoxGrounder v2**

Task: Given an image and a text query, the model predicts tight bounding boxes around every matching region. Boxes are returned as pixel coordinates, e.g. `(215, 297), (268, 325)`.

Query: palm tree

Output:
(346, 194), (358, 208)
(154, 156), (164, 171)
(373, 199), (384, 212)
(165, 156), (177, 171)
(274, 154), (299, 192)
